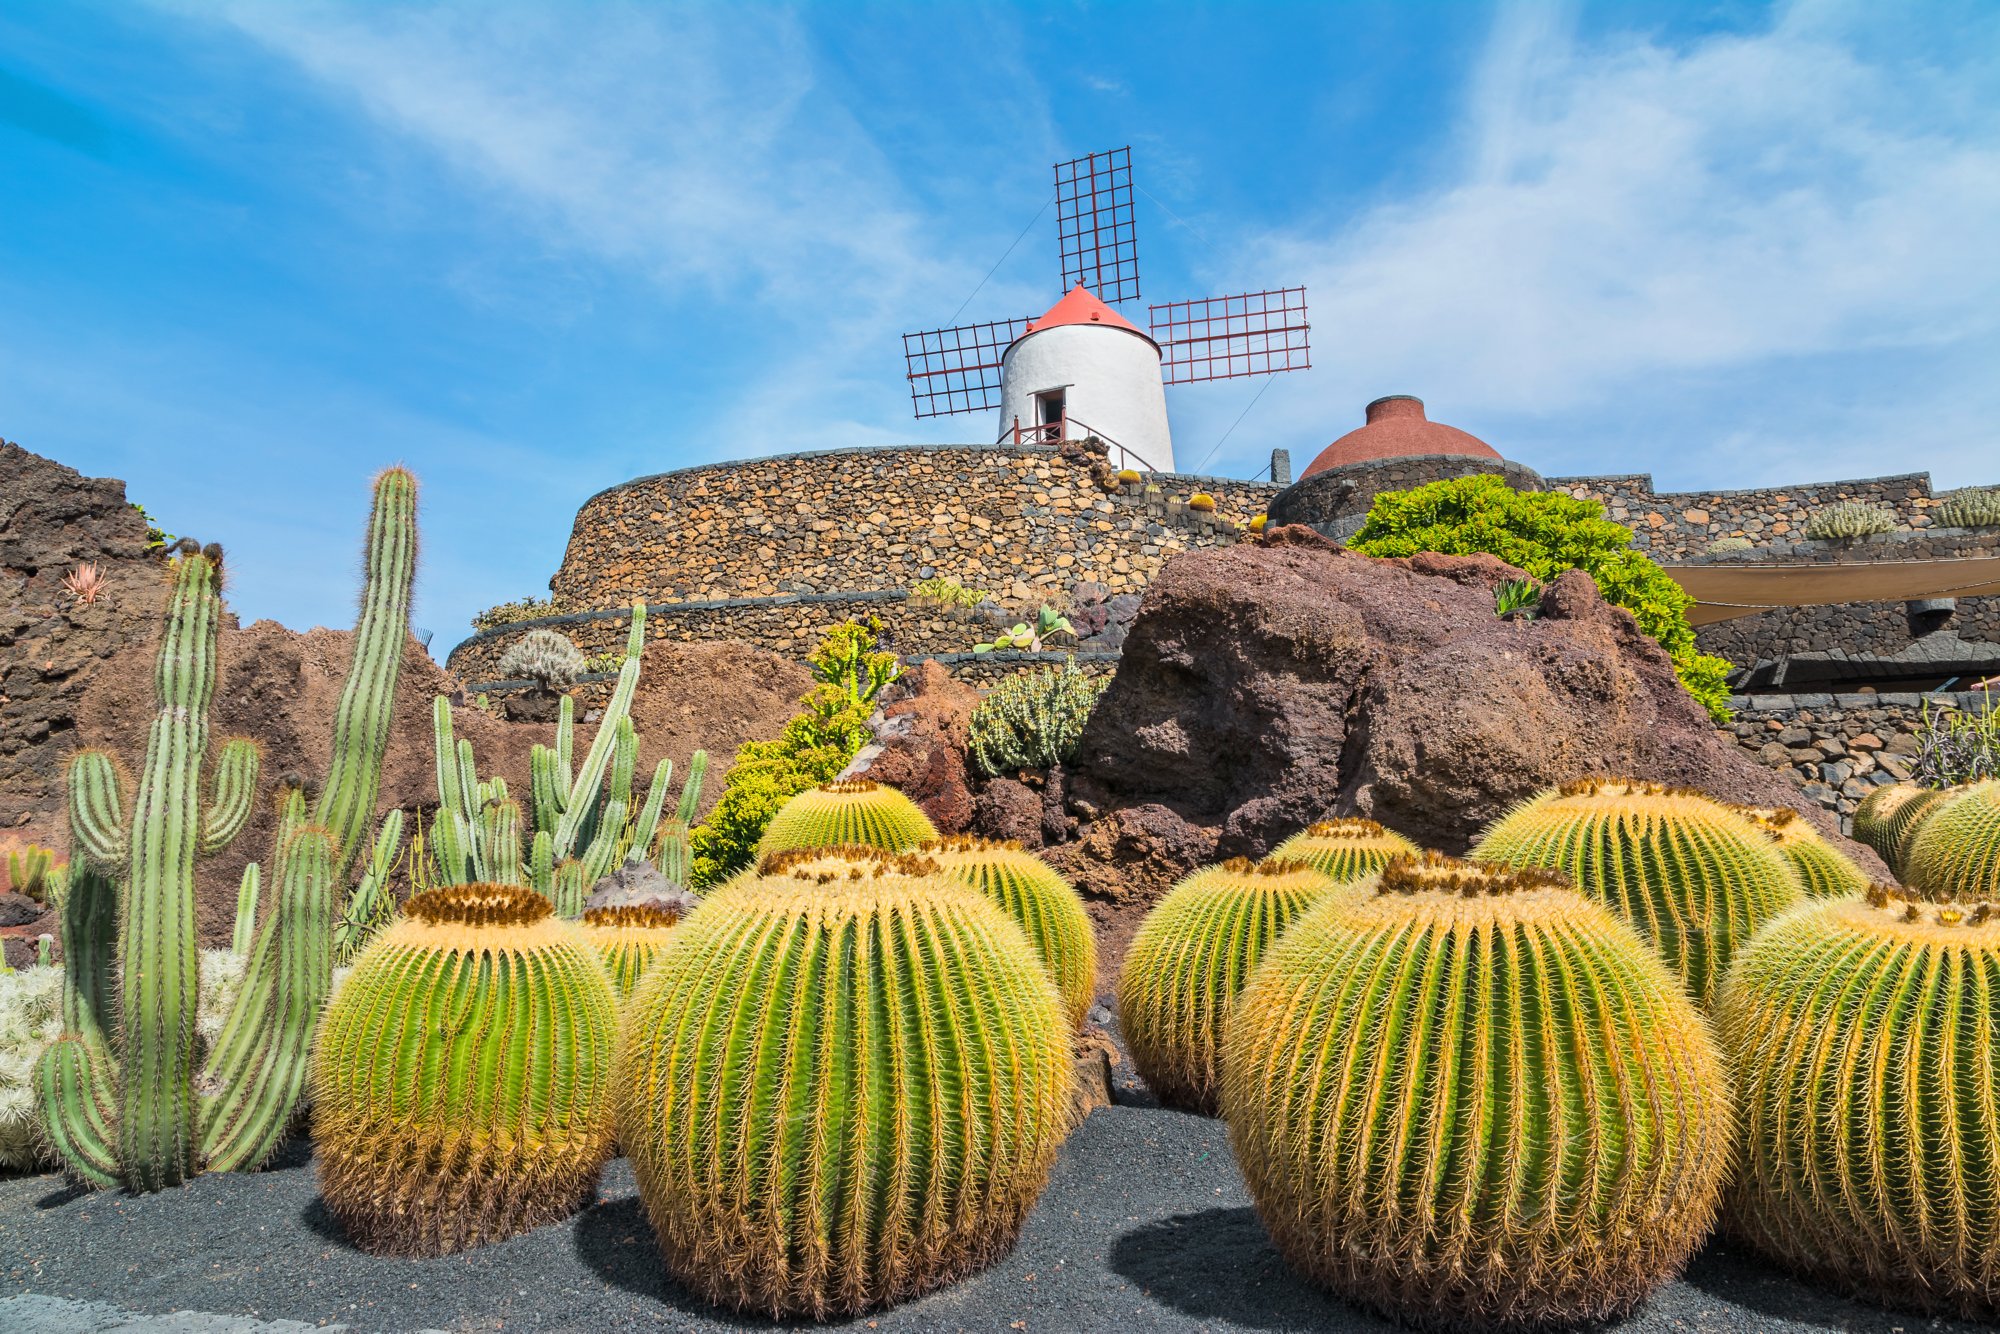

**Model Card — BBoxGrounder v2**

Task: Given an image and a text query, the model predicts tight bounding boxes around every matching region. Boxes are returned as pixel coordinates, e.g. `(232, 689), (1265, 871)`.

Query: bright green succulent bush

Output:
(967, 657), (1107, 777)
(471, 594), (567, 631)
(619, 847), (1070, 1317)
(1225, 854), (1732, 1330)
(1903, 779), (2000, 901)
(921, 835), (1097, 1028)
(1348, 475), (1735, 721)
(1937, 486), (2000, 529)
(910, 575), (989, 609)
(312, 883), (619, 1256)
(1805, 500), (1897, 540)
(1720, 883), (2000, 1319)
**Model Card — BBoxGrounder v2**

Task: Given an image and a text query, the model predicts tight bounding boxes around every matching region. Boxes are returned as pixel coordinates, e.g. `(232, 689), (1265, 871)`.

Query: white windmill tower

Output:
(903, 147), (1312, 475)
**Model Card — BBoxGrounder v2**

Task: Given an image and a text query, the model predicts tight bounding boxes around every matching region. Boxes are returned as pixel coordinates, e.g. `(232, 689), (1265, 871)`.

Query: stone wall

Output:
(1266, 454), (1547, 540)
(1697, 597), (2000, 663)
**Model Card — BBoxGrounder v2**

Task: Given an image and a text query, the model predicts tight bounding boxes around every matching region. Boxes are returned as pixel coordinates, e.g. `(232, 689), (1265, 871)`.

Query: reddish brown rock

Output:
(970, 776), (1044, 846)
(859, 660), (977, 833)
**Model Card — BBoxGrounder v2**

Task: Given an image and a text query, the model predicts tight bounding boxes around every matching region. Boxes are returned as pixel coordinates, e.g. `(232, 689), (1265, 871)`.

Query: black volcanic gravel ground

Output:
(2, 1091), (1985, 1334)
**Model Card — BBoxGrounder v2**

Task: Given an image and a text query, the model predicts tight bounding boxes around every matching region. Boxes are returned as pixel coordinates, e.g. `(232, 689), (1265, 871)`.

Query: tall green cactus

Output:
(1225, 854), (1733, 1329)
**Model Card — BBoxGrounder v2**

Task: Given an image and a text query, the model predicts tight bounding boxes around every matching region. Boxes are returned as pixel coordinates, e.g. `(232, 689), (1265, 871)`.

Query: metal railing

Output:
(999, 412), (1161, 475)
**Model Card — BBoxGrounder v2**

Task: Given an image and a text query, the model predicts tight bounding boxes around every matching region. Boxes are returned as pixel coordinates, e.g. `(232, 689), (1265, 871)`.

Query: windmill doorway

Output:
(1034, 389), (1066, 442)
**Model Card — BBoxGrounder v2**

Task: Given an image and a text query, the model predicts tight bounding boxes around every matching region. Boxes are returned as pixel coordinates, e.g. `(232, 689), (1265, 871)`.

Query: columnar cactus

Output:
(580, 904), (683, 1000)
(1268, 818), (1420, 884)
(919, 835), (1096, 1028)
(619, 847), (1069, 1317)
(1225, 854), (1733, 1330)
(1471, 778), (1800, 1008)
(1901, 780), (2000, 901)
(312, 884), (618, 1256)
(1117, 858), (1340, 1113)
(1731, 805), (1872, 898)
(755, 778), (939, 858)
(1852, 782), (1950, 876)
(1719, 883), (2000, 1319)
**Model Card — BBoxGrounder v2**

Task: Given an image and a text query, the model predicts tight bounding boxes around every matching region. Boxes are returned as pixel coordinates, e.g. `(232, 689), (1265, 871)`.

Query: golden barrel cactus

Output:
(756, 778), (939, 857)
(1225, 854), (1733, 1330)
(1268, 818), (1420, 885)
(311, 884), (618, 1256)
(1903, 779), (2000, 901)
(618, 847), (1070, 1318)
(1852, 782), (1950, 877)
(580, 903), (683, 1000)
(1731, 805), (1871, 898)
(1116, 858), (1339, 1114)
(920, 835), (1097, 1028)
(1719, 883), (2000, 1319)
(1471, 778), (1800, 1008)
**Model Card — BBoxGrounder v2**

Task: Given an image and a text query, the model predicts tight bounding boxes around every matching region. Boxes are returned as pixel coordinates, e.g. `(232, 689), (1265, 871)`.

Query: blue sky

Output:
(3, 1), (1997, 655)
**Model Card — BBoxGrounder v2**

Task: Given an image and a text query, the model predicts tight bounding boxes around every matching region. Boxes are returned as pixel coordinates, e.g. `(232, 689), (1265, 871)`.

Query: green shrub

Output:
(1805, 501), (1896, 540)
(1938, 486), (2000, 529)
(910, 576), (989, 609)
(968, 658), (1107, 777)
(1707, 536), (1754, 553)
(686, 624), (896, 887)
(472, 595), (566, 631)
(1349, 475), (1736, 721)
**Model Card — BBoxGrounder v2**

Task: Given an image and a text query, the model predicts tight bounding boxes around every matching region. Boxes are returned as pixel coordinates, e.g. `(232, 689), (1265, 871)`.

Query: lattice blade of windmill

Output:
(902, 317), (1030, 419)
(1150, 287), (1310, 386)
(1055, 147), (1140, 304)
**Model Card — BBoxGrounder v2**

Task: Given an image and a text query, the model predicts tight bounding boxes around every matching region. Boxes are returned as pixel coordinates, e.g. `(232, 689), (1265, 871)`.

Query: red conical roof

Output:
(1300, 396), (1501, 478)
(1020, 284), (1151, 340)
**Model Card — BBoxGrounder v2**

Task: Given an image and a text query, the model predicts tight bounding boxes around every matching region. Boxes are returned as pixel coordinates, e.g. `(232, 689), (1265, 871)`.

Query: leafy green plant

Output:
(975, 606), (1075, 653)
(910, 576), (990, 609)
(1349, 475), (1736, 721)
(1494, 577), (1542, 620)
(1937, 486), (2000, 529)
(471, 595), (566, 631)
(1805, 501), (1896, 540)
(1913, 695), (2000, 788)
(582, 651), (624, 674)
(129, 502), (174, 554)
(967, 657), (1106, 777)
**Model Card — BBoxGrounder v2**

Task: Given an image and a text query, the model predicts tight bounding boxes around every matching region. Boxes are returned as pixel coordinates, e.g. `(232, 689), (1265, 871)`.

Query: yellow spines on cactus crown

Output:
(1903, 779), (2000, 902)
(580, 904), (684, 1000)
(755, 778), (940, 858)
(1116, 857), (1340, 1114)
(1729, 804), (1872, 898)
(310, 883), (618, 1257)
(618, 848), (1070, 1318)
(1470, 776), (1800, 1009)
(919, 835), (1097, 1028)
(1225, 854), (1732, 1330)
(1269, 818), (1421, 885)
(1718, 882), (2000, 1319)
(1853, 782), (1951, 876)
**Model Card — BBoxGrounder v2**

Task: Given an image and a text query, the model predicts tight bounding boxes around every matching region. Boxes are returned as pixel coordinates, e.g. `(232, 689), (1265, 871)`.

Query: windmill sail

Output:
(1056, 147), (1139, 303)
(1150, 287), (1310, 386)
(902, 317), (1029, 418)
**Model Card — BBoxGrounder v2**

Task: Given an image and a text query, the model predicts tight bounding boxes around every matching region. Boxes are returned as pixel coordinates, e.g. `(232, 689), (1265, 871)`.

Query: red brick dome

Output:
(1300, 396), (1501, 479)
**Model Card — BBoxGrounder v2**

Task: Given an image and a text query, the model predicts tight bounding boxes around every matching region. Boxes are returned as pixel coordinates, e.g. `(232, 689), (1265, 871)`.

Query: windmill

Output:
(902, 147), (1311, 474)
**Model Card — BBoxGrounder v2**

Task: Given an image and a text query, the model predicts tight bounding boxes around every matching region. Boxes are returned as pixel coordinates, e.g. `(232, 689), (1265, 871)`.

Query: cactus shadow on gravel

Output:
(1678, 1243), (1994, 1334)
(571, 1193), (804, 1331)
(1108, 1206), (1394, 1332)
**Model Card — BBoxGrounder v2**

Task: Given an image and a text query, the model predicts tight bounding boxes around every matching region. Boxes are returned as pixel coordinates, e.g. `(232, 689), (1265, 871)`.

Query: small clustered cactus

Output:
(0, 962), (61, 1170)
(1267, 818), (1420, 885)
(497, 627), (586, 691)
(919, 836), (1096, 1028)
(1937, 486), (2000, 529)
(311, 883), (619, 1257)
(755, 778), (939, 858)
(1730, 805), (1872, 898)
(1720, 882), (2000, 1319)
(1902, 779), (2000, 901)
(619, 847), (1069, 1317)
(967, 658), (1107, 778)
(1471, 778), (1800, 1009)
(1805, 500), (1897, 540)
(1224, 854), (1733, 1330)
(1118, 858), (1340, 1113)
(1852, 781), (1952, 878)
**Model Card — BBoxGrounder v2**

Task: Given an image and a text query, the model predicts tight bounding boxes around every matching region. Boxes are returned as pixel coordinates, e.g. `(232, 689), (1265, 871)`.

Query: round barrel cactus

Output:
(311, 883), (619, 1257)
(619, 846), (1069, 1318)
(1731, 805), (1871, 898)
(1853, 782), (1950, 877)
(580, 903), (684, 1000)
(920, 835), (1096, 1028)
(756, 778), (939, 858)
(1225, 853), (1732, 1330)
(1719, 884), (2000, 1319)
(1116, 858), (1340, 1114)
(1903, 780), (2000, 901)
(1268, 818), (1420, 884)
(1471, 777), (1800, 1008)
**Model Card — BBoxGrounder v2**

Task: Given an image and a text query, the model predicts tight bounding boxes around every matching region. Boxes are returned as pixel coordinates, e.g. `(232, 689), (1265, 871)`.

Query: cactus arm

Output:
(625, 758), (672, 869)
(334, 809), (404, 962)
(233, 863), (261, 956)
(67, 749), (128, 869)
(677, 750), (708, 826)
(528, 830), (554, 898)
(35, 1036), (121, 1189)
(431, 808), (472, 886)
(555, 692), (575, 789)
(551, 603), (645, 857)
(200, 826), (336, 1172)
(203, 739), (261, 855)
(553, 859), (588, 919)
(54, 862), (119, 1049)
(314, 468), (417, 878)
(531, 744), (564, 835)
(432, 696), (461, 813)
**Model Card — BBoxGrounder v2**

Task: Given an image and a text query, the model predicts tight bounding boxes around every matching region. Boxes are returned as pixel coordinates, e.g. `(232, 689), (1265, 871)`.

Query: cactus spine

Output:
(312, 884), (618, 1256)
(1471, 777), (1800, 1008)
(1225, 854), (1733, 1330)
(755, 778), (939, 858)
(1852, 781), (1950, 877)
(580, 904), (683, 1000)
(1117, 858), (1340, 1113)
(1719, 884), (2000, 1318)
(1731, 805), (1872, 898)
(1268, 818), (1420, 884)
(1902, 779), (2000, 901)
(619, 847), (1069, 1317)
(920, 835), (1097, 1028)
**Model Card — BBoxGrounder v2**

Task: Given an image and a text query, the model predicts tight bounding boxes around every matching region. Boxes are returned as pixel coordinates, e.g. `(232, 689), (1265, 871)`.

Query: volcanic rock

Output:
(850, 660), (978, 833)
